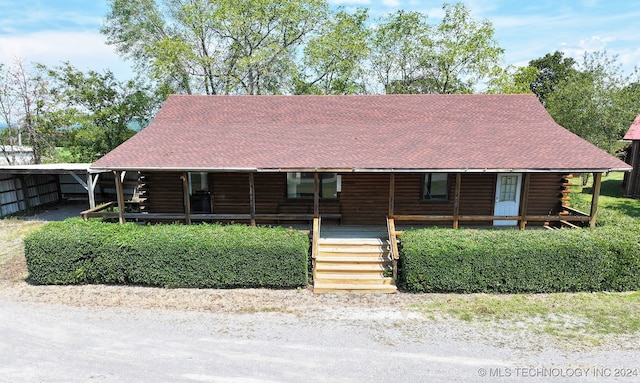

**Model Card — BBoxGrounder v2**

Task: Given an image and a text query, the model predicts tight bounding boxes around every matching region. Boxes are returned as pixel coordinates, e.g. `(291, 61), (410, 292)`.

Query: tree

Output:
(295, 7), (371, 94)
(0, 64), (22, 164)
(370, 10), (432, 94)
(102, 0), (328, 95)
(529, 51), (577, 105)
(421, 3), (504, 94)
(486, 65), (539, 94)
(546, 51), (639, 154)
(46, 63), (159, 162)
(370, 3), (503, 94)
(0, 60), (56, 164)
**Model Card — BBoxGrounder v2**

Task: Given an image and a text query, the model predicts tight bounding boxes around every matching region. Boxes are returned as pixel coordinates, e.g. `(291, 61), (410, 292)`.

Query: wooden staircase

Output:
(313, 236), (397, 294)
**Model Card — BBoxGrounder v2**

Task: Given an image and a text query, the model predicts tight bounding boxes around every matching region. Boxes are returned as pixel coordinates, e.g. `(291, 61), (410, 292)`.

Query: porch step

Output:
(313, 282), (397, 294)
(313, 236), (397, 294)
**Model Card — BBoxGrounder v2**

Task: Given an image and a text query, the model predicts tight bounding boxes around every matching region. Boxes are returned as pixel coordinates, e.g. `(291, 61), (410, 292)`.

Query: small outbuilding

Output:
(623, 114), (640, 199)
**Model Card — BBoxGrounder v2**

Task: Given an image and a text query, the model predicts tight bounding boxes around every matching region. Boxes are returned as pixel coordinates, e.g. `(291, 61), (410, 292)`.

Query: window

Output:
(188, 172), (210, 213)
(287, 172), (339, 198)
(188, 172), (208, 195)
(423, 173), (448, 200)
(497, 175), (518, 202)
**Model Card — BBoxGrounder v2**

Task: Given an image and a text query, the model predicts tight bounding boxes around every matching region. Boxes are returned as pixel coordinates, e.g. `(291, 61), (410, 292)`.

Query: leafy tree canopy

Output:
(545, 52), (640, 153)
(46, 63), (160, 162)
(102, 1), (504, 95)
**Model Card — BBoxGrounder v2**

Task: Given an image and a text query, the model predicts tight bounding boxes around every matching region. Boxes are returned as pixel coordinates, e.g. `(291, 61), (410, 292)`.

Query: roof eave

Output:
(88, 166), (632, 173)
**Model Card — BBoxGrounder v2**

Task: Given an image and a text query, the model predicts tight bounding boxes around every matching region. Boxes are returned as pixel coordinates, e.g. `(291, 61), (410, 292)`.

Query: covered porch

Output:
(82, 170), (603, 229)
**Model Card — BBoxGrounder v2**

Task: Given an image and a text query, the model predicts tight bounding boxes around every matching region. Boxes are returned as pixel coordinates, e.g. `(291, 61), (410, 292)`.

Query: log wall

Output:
(339, 173), (389, 224)
(139, 172), (183, 214)
(527, 173), (565, 216)
(140, 171), (566, 226)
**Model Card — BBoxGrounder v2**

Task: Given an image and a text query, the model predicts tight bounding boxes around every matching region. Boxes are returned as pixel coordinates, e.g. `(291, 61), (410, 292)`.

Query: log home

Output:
(91, 94), (629, 228)
(89, 94), (630, 293)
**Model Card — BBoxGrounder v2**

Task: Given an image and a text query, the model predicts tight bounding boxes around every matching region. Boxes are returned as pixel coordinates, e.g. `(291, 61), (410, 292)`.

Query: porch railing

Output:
(386, 217), (400, 281)
(392, 212), (591, 227)
(81, 202), (341, 225)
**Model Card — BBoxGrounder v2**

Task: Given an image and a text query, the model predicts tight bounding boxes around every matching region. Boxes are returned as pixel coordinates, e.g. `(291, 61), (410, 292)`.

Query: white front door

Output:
(493, 173), (522, 226)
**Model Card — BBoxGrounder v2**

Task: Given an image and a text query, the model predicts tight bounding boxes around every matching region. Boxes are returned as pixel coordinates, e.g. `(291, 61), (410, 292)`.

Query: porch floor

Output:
(319, 225), (388, 239)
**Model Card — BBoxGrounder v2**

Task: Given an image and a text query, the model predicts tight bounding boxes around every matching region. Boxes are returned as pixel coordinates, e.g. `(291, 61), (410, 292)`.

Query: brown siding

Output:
(212, 172), (340, 222)
(394, 174), (455, 215)
(458, 174), (495, 217)
(254, 173), (282, 214)
(139, 172), (183, 214)
(339, 173), (389, 224)
(393, 173), (496, 217)
(625, 141), (640, 198)
(525, 173), (564, 216)
(140, 171), (565, 226)
(211, 173), (250, 214)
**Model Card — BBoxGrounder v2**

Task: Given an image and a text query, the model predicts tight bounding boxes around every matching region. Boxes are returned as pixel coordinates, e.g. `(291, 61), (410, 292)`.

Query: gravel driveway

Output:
(1, 282), (639, 383)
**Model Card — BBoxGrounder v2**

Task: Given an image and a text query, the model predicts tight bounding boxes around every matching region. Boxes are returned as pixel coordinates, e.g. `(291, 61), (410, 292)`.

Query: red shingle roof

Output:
(623, 114), (640, 141)
(92, 94), (630, 172)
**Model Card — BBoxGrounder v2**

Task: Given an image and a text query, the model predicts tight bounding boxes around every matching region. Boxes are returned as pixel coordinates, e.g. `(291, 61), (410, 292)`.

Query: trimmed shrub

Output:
(24, 219), (309, 288)
(399, 226), (640, 294)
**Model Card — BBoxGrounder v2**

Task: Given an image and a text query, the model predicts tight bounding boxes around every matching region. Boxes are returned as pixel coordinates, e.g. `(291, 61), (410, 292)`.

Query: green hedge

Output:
(24, 219), (309, 288)
(399, 226), (640, 293)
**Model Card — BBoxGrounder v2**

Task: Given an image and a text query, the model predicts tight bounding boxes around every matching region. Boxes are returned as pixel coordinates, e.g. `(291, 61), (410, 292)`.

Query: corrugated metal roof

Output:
(91, 94), (630, 173)
(0, 163), (95, 175)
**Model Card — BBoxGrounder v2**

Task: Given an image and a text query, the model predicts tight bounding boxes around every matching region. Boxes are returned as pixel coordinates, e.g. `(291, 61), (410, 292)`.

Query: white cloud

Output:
(0, 30), (134, 79)
(381, 0), (401, 7)
(327, 0), (371, 5)
(578, 36), (614, 52)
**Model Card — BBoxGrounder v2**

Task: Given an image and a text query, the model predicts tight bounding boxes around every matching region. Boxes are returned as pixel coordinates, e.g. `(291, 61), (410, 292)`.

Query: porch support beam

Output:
(518, 173), (531, 230)
(388, 173), (395, 217)
(181, 172), (191, 225)
(249, 172), (256, 226)
(87, 173), (99, 209)
(589, 172), (602, 228)
(452, 173), (461, 229)
(313, 172), (319, 219)
(70, 170), (100, 208)
(69, 171), (88, 192)
(114, 170), (126, 224)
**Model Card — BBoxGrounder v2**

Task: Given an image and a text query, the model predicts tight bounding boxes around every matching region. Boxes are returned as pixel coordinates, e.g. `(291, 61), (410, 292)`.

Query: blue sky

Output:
(1, 0), (638, 80)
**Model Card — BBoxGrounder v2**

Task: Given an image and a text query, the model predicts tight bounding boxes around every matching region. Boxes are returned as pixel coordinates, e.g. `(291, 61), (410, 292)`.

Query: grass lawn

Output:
(413, 291), (640, 347)
(0, 220), (45, 265)
(578, 171), (640, 218)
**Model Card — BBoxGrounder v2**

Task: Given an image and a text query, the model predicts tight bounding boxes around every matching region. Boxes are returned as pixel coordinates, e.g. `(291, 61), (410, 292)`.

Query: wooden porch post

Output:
(518, 173), (531, 230)
(249, 172), (256, 226)
(114, 171), (126, 224)
(589, 172), (603, 228)
(388, 173), (395, 218)
(86, 173), (96, 209)
(452, 173), (461, 229)
(313, 172), (319, 219)
(181, 172), (191, 225)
